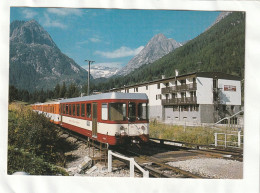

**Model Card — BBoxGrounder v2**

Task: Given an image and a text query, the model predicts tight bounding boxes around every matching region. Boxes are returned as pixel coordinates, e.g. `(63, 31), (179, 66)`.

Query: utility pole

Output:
(85, 60), (95, 96)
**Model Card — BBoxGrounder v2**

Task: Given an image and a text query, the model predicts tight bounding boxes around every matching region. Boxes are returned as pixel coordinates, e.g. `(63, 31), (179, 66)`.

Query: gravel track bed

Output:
(167, 158), (243, 179)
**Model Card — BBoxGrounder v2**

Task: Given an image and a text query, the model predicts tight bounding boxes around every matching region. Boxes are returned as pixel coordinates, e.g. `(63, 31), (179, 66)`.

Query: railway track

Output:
(127, 149), (204, 178)
(149, 138), (243, 161)
(57, 126), (242, 178)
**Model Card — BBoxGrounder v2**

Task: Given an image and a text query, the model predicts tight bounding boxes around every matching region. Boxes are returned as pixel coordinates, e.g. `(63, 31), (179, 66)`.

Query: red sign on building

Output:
(224, 85), (236, 91)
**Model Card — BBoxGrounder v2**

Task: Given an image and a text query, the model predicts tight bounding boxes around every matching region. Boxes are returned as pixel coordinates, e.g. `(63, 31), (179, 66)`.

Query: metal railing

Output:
(108, 150), (149, 178)
(161, 83), (197, 94)
(214, 110), (244, 125)
(162, 97), (197, 105)
(214, 131), (243, 148)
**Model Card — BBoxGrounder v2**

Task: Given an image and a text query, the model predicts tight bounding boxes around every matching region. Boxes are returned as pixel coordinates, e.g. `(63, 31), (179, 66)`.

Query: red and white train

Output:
(31, 92), (149, 146)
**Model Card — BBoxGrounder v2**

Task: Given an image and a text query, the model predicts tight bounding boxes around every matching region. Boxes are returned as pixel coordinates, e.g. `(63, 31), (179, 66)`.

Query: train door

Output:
(92, 102), (98, 137)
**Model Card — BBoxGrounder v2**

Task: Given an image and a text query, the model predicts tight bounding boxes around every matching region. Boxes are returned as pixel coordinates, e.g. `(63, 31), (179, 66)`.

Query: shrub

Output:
(8, 103), (75, 175)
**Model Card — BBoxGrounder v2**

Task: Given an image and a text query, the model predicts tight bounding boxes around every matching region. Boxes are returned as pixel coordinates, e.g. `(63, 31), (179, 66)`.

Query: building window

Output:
(213, 79), (218, 89)
(195, 105), (199, 111)
(146, 85), (148, 90)
(231, 105), (235, 111)
(156, 94), (161, 100)
(181, 92), (186, 98)
(165, 82), (169, 87)
(180, 79), (186, 85)
(190, 91), (196, 98)
(183, 106), (188, 111)
(136, 87), (138, 92)
(166, 94), (169, 100)
(157, 83), (160, 89)
(173, 106), (178, 111)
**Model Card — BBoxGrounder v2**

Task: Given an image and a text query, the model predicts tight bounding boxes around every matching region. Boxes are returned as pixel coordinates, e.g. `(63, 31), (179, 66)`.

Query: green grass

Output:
(149, 120), (243, 146)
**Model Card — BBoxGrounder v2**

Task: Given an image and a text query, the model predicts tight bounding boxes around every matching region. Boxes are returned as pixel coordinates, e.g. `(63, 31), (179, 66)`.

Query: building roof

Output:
(110, 72), (240, 91)
(60, 92), (148, 103)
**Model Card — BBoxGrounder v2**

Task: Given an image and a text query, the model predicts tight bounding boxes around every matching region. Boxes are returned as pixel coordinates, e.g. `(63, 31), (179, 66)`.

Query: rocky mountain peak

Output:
(9, 20), (88, 91)
(117, 33), (182, 76)
(10, 19), (58, 49)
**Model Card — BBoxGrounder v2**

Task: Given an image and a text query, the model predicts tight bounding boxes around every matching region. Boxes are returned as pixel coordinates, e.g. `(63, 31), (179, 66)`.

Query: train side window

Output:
(101, 103), (108, 120)
(63, 104), (66, 115)
(69, 104), (72, 115)
(86, 104), (91, 118)
(128, 102), (136, 121)
(109, 103), (126, 121)
(76, 104), (80, 116)
(73, 104), (76, 116)
(138, 103), (148, 120)
(65, 104), (68, 115)
(81, 103), (85, 117)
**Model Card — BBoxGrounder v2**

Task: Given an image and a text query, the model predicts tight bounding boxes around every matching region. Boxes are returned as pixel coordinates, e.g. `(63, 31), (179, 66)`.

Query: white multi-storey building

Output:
(110, 72), (242, 125)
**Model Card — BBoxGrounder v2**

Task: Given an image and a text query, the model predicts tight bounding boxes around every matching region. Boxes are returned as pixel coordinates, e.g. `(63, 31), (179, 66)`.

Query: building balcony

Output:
(161, 83), (197, 94)
(162, 97), (197, 105)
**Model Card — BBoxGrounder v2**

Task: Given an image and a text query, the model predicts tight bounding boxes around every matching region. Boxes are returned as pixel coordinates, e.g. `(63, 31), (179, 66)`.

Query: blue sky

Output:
(10, 8), (220, 69)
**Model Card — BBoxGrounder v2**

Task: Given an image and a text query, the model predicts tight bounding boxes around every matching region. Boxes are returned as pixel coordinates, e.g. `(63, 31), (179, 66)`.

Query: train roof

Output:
(60, 92), (148, 103)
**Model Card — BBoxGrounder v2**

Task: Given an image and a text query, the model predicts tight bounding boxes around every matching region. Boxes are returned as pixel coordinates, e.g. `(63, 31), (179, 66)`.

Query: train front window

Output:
(102, 103), (108, 120)
(108, 103), (126, 121)
(128, 102), (136, 121)
(138, 103), (148, 120)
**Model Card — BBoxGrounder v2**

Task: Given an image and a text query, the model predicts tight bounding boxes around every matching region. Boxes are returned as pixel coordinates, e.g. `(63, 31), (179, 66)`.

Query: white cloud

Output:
(22, 9), (38, 19)
(95, 46), (144, 58)
(41, 13), (67, 29)
(76, 40), (89, 45)
(47, 8), (83, 16)
(90, 37), (101, 43)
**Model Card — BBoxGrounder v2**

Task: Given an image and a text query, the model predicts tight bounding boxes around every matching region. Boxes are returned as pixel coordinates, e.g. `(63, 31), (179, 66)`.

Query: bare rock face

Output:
(9, 20), (89, 91)
(117, 33), (182, 76)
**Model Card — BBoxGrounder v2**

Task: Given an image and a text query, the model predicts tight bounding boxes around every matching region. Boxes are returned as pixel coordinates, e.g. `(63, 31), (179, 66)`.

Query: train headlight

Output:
(141, 126), (145, 130)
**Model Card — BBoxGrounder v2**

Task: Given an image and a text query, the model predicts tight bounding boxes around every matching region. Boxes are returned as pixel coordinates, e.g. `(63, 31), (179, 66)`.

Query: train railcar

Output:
(32, 101), (61, 124)
(59, 92), (149, 145)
